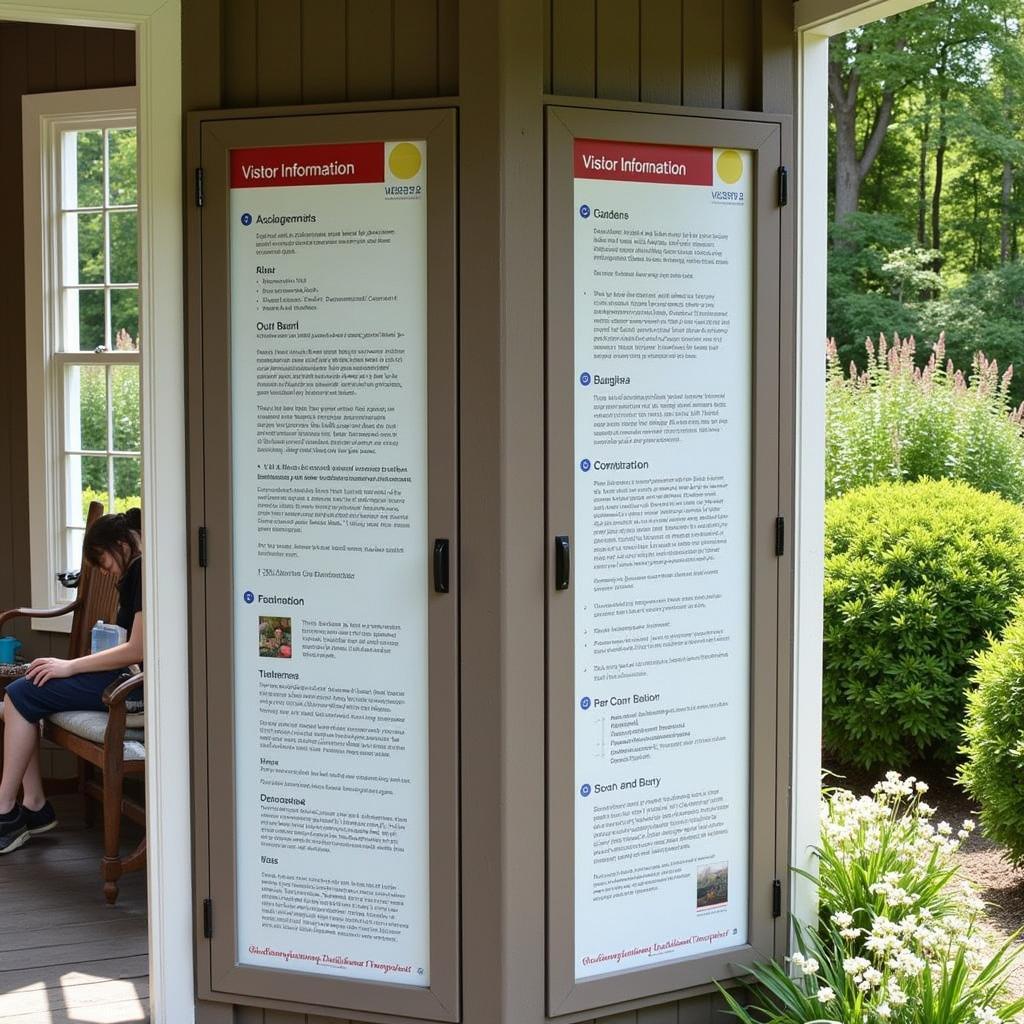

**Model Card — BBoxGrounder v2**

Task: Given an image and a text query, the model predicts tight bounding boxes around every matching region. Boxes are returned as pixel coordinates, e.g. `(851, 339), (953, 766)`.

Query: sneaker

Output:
(22, 801), (57, 836)
(0, 808), (30, 854)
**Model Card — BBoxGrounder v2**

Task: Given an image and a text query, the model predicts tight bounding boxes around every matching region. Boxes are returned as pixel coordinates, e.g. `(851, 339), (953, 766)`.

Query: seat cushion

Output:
(47, 711), (146, 760)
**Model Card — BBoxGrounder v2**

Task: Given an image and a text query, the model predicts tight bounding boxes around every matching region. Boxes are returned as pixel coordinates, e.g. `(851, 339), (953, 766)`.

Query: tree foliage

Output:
(829, 0), (1024, 396)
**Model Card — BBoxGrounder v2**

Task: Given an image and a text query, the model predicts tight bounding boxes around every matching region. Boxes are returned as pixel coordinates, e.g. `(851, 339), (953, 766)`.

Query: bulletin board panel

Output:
(545, 105), (786, 1017)
(194, 107), (459, 1022)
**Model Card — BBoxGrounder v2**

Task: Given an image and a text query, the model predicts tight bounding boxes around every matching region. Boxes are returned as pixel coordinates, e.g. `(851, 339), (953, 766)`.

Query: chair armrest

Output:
(0, 600), (81, 629)
(103, 670), (144, 706)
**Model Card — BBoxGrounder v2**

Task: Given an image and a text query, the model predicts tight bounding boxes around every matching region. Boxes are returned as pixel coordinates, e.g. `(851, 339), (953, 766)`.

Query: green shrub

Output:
(826, 334), (1024, 501)
(824, 479), (1024, 770)
(80, 487), (141, 522)
(959, 601), (1024, 868)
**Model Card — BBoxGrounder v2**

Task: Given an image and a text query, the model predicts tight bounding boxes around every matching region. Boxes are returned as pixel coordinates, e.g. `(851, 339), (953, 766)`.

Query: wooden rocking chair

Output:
(0, 500), (146, 903)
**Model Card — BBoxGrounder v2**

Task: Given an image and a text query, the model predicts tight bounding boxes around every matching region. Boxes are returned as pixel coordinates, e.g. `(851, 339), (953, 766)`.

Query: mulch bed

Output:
(825, 761), (1024, 1000)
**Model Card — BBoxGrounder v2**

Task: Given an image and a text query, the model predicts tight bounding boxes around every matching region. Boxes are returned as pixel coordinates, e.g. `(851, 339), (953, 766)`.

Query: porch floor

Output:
(0, 794), (148, 1023)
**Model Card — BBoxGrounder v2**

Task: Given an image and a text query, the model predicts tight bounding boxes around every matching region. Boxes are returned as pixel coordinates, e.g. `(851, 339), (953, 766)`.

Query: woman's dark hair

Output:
(83, 507), (142, 571)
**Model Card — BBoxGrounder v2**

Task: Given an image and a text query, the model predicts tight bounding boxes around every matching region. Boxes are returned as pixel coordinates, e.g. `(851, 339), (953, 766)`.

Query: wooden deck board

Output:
(0, 796), (148, 1023)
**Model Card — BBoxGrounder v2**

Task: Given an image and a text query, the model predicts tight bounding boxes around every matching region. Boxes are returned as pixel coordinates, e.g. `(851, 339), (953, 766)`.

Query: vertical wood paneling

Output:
(599, 1011), (639, 1024)
(113, 28), (136, 86)
(759, 0), (793, 114)
(394, 0), (439, 98)
(639, 1003), (681, 1024)
(234, 1006), (264, 1024)
(26, 24), (57, 93)
(257, 0), (302, 105)
(596, 0), (639, 101)
(263, 1010), (306, 1024)
(223, 0), (259, 106)
(182, 0), (223, 110)
(552, 0), (596, 98)
(0, 22), (30, 650)
(301, 0), (348, 104)
(640, 0), (682, 104)
(54, 26), (86, 91)
(723, 0), (755, 109)
(346, 0), (394, 100)
(437, 0), (459, 94)
(682, 1), (723, 108)
(678, 994), (713, 1023)
(84, 28), (117, 88)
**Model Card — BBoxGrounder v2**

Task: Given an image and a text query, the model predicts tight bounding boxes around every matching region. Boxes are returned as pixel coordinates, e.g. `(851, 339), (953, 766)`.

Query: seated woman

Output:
(0, 508), (143, 853)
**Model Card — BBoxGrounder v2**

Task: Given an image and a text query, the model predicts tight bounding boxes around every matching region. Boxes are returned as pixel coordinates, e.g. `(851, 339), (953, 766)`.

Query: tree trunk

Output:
(1002, 160), (1013, 264)
(830, 61), (861, 224)
(931, 86), (949, 253)
(917, 120), (929, 245)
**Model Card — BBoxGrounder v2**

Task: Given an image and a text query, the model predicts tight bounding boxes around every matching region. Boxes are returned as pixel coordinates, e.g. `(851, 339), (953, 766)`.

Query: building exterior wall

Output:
(184, 2), (796, 1022)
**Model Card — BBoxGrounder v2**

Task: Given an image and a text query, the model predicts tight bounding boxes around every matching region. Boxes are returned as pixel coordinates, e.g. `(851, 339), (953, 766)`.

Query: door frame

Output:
(790, 0), (933, 932)
(0, 2), (191, 1022)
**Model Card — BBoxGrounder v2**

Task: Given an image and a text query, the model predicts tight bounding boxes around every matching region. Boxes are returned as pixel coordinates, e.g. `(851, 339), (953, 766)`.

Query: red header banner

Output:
(231, 141), (384, 188)
(573, 138), (712, 186)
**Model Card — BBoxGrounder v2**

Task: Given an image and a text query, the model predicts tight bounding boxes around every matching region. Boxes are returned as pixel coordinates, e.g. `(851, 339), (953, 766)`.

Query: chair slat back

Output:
(67, 502), (121, 660)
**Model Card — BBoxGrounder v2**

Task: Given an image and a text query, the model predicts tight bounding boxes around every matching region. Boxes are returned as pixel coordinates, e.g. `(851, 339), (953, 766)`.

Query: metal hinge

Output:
(775, 516), (785, 557)
(195, 167), (205, 208)
(772, 879), (782, 918)
(778, 166), (789, 207)
(203, 898), (213, 938)
(198, 526), (209, 568)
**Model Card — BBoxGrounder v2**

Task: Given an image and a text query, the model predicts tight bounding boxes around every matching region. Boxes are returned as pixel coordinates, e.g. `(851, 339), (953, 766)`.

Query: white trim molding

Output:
(1, 3), (190, 1022)
(796, 0), (932, 33)
(22, 87), (138, 634)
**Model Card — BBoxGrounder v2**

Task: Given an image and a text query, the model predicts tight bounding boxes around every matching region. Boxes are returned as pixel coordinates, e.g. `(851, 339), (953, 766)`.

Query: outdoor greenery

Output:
(78, 364), (140, 497)
(959, 599), (1024, 867)
(823, 479), (1024, 770)
(826, 334), (1024, 499)
(828, 0), (1024, 402)
(720, 775), (1023, 1024)
(73, 128), (138, 351)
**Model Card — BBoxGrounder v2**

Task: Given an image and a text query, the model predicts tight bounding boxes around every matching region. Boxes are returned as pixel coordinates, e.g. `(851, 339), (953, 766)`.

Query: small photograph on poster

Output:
(258, 616), (292, 659)
(696, 863), (729, 910)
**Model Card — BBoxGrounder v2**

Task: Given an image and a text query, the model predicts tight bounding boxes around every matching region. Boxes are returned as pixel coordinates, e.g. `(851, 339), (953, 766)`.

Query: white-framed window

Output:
(23, 87), (140, 631)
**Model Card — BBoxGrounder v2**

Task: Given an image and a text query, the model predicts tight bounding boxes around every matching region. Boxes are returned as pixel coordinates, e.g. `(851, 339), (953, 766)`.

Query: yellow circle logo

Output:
(716, 149), (743, 185)
(389, 142), (422, 180)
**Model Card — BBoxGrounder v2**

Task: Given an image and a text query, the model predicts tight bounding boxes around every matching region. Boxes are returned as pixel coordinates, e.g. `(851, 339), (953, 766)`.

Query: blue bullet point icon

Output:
(580, 784), (592, 797)
(241, 213), (253, 226)
(580, 696), (591, 710)
(579, 204), (591, 219)
(243, 590), (255, 604)
(580, 458), (591, 472)
(580, 371), (592, 386)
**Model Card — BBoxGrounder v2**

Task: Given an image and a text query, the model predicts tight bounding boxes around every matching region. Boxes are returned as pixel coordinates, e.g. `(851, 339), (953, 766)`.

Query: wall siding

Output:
(213, 0), (459, 109)
(549, 0), (758, 110)
(185, 0), (788, 1021)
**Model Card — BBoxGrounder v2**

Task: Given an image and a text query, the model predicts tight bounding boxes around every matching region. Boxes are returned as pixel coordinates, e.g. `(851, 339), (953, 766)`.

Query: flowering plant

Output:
(719, 775), (1023, 1024)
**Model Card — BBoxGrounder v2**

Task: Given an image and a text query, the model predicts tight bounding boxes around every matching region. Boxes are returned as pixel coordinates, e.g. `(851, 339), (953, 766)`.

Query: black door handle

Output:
(433, 538), (450, 593)
(555, 535), (570, 590)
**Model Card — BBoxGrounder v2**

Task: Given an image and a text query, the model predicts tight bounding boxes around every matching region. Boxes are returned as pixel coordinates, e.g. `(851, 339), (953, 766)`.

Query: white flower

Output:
(816, 986), (835, 1003)
(790, 952), (806, 968)
(974, 1007), (1001, 1024)
(800, 957), (820, 976)
(834, 911), (854, 928)
(876, 1003), (892, 1019)
(915, 781), (929, 793)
